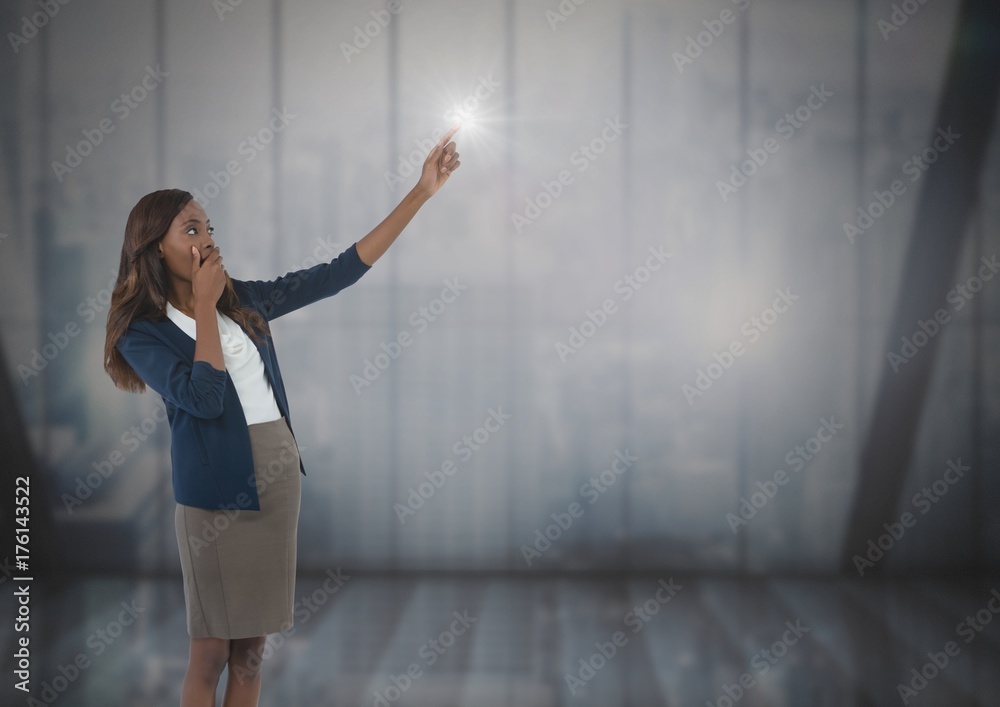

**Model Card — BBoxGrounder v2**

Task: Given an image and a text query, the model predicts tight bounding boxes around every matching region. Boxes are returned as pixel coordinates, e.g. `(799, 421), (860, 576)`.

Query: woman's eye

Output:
(186, 227), (197, 235)
(208, 226), (215, 235)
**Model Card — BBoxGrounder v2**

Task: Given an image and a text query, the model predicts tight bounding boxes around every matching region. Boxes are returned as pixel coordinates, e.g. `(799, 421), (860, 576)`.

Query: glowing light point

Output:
(451, 108), (476, 132)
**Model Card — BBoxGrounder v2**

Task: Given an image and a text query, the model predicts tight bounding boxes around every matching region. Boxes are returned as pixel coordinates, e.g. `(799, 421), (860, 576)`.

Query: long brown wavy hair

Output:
(104, 188), (271, 393)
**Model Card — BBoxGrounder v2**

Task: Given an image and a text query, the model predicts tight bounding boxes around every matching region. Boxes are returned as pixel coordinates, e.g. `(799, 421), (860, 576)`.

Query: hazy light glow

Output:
(451, 107), (477, 131)
(415, 69), (508, 161)
(437, 104), (506, 162)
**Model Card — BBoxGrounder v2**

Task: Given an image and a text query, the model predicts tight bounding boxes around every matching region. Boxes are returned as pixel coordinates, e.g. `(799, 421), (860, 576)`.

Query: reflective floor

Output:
(2, 573), (999, 706)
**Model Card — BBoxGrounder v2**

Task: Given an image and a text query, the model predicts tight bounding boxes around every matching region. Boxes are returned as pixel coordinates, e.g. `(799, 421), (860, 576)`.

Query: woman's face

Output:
(157, 199), (217, 283)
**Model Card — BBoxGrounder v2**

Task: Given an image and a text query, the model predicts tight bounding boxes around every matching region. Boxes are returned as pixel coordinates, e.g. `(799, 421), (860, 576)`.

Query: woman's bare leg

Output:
(181, 637), (230, 706)
(222, 635), (268, 706)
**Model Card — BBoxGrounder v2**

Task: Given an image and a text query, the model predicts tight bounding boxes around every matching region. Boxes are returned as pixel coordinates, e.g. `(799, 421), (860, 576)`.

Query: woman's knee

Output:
(228, 636), (268, 677)
(188, 637), (231, 680)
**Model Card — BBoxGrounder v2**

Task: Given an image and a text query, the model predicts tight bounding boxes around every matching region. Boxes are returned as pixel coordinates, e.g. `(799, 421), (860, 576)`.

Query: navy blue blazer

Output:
(115, 241), (372, 511)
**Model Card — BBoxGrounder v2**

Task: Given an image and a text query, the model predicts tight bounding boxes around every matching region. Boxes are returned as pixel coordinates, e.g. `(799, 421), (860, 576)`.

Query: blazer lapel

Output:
(151, 300), (285, 415)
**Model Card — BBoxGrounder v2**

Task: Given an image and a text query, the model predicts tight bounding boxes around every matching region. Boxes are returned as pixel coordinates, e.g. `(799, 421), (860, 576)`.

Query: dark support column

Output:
(839, 0), (1000, 575)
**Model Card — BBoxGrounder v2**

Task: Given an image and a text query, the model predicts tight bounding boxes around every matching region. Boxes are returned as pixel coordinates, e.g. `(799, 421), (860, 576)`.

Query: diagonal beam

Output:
(840, 0), (1000, 574)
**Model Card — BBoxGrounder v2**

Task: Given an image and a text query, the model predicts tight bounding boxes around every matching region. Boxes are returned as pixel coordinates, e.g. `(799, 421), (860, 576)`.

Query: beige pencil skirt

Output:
(174, 416), (301, 639)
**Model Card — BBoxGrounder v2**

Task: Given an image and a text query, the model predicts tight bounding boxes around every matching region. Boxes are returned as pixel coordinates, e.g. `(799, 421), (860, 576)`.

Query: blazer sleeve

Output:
(241, 241), (372, 321)
(115, 325), (228, 418)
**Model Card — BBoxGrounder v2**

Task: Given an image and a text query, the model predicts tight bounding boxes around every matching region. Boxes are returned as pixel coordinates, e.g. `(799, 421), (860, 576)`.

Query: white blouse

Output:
(165, 302), (283, 425)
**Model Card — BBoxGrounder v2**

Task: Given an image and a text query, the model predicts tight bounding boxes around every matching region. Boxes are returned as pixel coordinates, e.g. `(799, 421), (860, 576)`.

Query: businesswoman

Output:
(103, 126), (459, 706)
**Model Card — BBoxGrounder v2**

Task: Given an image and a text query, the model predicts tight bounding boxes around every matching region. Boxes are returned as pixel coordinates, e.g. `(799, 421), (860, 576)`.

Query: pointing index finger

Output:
(439, 122), (461, 147)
